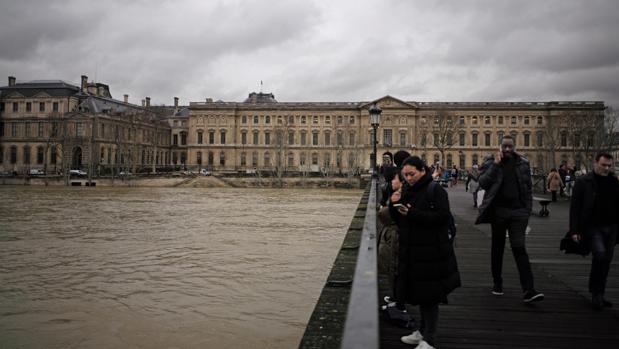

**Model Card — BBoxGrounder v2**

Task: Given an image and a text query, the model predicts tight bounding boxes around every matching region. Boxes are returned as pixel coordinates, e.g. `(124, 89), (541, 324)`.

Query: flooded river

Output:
(0, 186), (362, 349)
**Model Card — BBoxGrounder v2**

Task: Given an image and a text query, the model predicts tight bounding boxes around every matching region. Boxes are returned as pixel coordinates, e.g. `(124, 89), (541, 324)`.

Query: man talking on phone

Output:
(475, 135), (544, 303)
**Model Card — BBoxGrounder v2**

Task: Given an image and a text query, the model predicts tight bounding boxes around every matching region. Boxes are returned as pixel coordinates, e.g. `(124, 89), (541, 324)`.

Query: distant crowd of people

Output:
(376, 135), (618, 348)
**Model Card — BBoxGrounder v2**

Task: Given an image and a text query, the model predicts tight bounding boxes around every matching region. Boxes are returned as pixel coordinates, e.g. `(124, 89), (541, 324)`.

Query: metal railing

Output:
(341, 179), (379, 349)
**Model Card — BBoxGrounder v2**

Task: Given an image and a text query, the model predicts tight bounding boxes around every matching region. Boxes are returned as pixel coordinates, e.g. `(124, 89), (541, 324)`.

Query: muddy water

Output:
(0, 186), (362, 349)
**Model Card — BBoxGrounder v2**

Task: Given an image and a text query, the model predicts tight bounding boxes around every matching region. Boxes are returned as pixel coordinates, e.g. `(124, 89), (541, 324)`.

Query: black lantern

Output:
(368, 103), (382, 177)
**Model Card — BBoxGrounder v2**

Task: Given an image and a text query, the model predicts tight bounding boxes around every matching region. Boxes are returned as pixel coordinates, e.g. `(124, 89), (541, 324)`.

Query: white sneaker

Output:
(401, 330), (423, 345)
(414, 340), (436, 349)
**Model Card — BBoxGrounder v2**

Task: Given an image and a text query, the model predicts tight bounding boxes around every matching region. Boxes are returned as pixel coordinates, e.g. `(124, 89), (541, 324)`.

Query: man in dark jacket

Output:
(475, 135), (544, 303)
(569, 153), (619, 309)
(390, 156), (460, 349)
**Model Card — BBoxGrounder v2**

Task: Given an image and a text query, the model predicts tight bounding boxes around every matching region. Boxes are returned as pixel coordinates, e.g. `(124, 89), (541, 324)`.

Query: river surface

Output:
(0, 186), (362, 349)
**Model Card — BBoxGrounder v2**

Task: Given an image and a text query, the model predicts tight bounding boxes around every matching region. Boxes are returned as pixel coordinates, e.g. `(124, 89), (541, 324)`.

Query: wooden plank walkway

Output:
(380, 185), (619, 348)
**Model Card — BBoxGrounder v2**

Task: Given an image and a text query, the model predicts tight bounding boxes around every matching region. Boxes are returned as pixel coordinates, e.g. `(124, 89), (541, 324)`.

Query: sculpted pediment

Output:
(3, 91), (25, 98)
(360, 95), (417, 110)
(33, 92), (51, 98)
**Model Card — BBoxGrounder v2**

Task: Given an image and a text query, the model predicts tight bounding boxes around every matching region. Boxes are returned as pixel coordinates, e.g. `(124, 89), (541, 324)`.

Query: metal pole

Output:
(372, 125), (378, 177)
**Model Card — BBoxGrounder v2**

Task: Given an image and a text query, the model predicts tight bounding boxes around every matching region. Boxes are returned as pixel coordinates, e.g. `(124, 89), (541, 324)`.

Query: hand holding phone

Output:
(393, 203), (406, 209)
(495, 149), (503, 164)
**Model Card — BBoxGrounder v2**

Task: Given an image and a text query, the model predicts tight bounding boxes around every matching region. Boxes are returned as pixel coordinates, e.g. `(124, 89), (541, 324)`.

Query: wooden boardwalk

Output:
(379, 185), (619, 349)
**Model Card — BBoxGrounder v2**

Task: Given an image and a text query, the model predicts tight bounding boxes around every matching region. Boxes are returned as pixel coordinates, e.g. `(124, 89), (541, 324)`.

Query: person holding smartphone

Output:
(475, 135), (544, 303)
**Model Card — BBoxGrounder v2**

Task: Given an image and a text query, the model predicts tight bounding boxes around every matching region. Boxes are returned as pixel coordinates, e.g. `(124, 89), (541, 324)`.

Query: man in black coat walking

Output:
(475, 135), (544, 303)
(569, 153), (619, 309)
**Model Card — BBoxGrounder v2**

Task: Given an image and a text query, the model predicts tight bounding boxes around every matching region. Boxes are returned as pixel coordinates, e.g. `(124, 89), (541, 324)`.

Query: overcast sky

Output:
(1, 0), (618, 107)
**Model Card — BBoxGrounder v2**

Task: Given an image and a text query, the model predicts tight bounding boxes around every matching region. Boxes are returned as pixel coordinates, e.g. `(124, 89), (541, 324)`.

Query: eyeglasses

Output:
(403, 172), (417, 177)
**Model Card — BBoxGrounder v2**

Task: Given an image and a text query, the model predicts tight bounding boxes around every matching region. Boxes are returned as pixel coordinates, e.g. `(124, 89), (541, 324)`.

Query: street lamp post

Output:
(368, 103), (382, 177)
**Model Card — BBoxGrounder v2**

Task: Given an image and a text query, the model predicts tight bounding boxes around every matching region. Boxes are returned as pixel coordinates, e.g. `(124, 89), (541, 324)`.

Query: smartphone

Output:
(393, 203), (406, 209)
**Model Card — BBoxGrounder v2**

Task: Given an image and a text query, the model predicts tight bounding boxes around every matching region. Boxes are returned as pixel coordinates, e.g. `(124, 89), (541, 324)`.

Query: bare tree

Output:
(563, 108), (614, 170)
(542, 114), (562, 170)
(428, 109), (462, 166)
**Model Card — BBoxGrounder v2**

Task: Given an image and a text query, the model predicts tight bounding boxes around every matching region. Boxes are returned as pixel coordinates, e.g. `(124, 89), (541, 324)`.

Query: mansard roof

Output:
(0, 80), (80, 97)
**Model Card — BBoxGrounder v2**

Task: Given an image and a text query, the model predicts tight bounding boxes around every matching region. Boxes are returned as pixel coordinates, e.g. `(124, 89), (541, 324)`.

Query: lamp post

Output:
(368, 103), (382, 177)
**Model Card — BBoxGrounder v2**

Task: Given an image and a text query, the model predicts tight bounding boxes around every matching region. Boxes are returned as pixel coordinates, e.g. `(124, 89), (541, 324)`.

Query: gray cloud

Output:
(1, 0), (618, 108)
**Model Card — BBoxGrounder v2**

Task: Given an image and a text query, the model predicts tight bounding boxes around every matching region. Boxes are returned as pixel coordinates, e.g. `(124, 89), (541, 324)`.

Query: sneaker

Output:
(523, 289), (544, 303)
(414, 340), (436, 349)
(401, 330), (423, 345)
(492, 284), (504, 296)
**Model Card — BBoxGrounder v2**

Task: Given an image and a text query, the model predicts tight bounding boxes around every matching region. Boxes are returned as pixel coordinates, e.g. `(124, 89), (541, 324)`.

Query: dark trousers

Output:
(419, 303), (439, 346)
(491, 216), (534, 291)
(551, 190), (557, 202)
(588, 225), (617, 295)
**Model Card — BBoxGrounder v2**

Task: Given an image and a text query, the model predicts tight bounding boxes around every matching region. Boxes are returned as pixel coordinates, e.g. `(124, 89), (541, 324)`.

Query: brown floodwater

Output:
(0, 186), (362, 349)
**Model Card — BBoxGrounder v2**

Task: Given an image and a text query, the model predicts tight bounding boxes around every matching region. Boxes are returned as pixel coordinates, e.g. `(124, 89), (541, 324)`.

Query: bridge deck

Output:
(380, 185), (619, 349)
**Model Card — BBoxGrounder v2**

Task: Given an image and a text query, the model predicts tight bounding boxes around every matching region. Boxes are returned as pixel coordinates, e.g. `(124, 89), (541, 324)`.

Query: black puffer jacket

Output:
(475, 153), (532, 224)
(389, 174), (461, 305)
(569, 172), (619, 235)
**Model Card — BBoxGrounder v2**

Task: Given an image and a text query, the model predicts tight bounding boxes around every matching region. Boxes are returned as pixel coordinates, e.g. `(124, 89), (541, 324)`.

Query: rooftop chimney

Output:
(142, 99), (146, 107)
(174, 97), (179, 109)
(124, 94), (129, 103)
(145, 97), (151, 107)
(8, 76), (16, 86)
(81, 75), (88, 93)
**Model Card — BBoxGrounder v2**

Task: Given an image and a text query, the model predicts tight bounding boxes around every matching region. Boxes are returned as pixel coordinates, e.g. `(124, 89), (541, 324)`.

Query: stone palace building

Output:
(0, 75), (610, 176)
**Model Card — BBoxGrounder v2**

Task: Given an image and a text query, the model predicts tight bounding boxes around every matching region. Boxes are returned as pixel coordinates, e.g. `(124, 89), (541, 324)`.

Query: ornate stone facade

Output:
(188, 93), (607, 173)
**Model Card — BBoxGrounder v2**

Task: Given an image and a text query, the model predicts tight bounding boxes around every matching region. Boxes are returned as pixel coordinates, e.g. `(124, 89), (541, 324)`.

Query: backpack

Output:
(426, 181), (457, 244)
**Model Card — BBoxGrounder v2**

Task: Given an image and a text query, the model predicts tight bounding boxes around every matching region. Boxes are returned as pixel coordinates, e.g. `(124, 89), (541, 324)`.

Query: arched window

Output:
(240, 152), (246, 166)
(219, 151), (225, 166)
(312, 152), (318, 165)
(252, 151), (258, 167)
(208, 151), (214, 165)
(37, 146), (44, 164)
(253, 115), (259, 124)
(10, 146), (17, 164)
(242, 115), (247, 124)
(300, 152), (306, 166)
(265, 115), (271, 124)
(197, 130), (203, 144)
(23, 145), (31, 164)
(324, 153), (331, 168)
(197, 151), (202, 165)
(287, 152), (294, 167)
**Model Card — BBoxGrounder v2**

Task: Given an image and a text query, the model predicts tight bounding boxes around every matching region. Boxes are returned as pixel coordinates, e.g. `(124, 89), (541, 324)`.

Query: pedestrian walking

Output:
(390, 156), (461, 349)
(569, 152), (619, 310)
(467, 165), (480, 208)
(475, 135), (544, 303)
(547, 168), (563, 202)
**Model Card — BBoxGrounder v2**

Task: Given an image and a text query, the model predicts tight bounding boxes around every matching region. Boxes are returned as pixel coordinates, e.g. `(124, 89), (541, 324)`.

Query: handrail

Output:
(340, 178), (379, 349)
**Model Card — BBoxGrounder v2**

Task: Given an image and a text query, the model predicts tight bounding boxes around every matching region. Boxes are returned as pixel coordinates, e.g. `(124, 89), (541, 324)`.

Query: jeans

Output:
(491, 216), (534, 291)
(419, 303), (439, 346)
(588, 225), (617, 294)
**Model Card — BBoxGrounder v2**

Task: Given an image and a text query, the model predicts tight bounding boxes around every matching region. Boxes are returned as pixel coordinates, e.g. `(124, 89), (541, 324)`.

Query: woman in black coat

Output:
(390, 156), (461, 349)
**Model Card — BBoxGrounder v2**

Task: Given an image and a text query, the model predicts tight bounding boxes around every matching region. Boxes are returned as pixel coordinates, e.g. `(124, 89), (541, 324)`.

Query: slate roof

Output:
(0, 80), (80, 97)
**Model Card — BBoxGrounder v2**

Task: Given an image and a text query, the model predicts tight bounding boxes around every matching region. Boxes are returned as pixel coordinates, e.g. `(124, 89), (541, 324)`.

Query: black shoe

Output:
(603, 299), (613, 308)
(523, 289), (544, 303)
(592, 294), (613, 309)
(492, 284), (504, 296)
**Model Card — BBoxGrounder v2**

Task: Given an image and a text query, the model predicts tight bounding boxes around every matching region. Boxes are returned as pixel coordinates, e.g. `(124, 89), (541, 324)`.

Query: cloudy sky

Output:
(1, 0), (618, 107)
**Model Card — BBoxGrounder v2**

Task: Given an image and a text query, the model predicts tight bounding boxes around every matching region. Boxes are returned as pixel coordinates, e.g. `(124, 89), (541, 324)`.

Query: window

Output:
(312, 132), (318, 146)
(288, 131), (294, 145)
(561, 132), (567, 147)
(26, 102), (32, 112)
(39, 102), (45, 112)
(220, 151), (225, 165)
(301, 132), (307, 145)
(301, 116), (306, 124)
(252, 152), (258, 167)
(312, 152), (318, 165)
(0, 146), (3, 164)
(350, 116), (355, 124)
(324, 153), (331, 168)
(220, 131), (226, 144)
(349, 132), (355, 146)
(241, 132), (247, 145)
(472, 116), (478, 125)
(13, 102), (18, 112)
(524, 116), (530, 125)
(11, 123), (18, 137)
(23, 145), (30, 164)
(10, 146), (17, 164)
(181, 132), (187, 145)
(173, 134), (178, 145)
(485, 116), (491, 125)
(324, 131), (331, 146)
(300, 152), (306, 166)
(253, 131), (259, 145)
(288, 152), (294, 167)
(264, 152), (271, 166)
(197, 131), (203, 144)
(253, 116), (259, 124)
(53, 102), (59, 112)
(511, 116), (517, 125)
(399, 132), (406, 146)
(242, 115), (247, 124)
(265, 115), (270, 124)
(277, 116), (282, 124)
(459, 133), (465, 146)
(37, 146), (44, 164)
(76, 122), (83, 137)
(459, 154), (465, 169)
(265, 132), (271, 145)
(313, 116), (318, 124)
(510, 132), (518, 146)
(288, 115), (294, 124)
(240, 152), (246, 166)
(498, 116), (504, 125)
(326, 116), (331, 124)
(433, 133), (439, 146)
(209, 131), (215, 144)
(208, 151), (214, 165)
(537, 116), (543, 125)
(446, 154), (453, 168)
(472, 133), (478, 147)
(348, 152), (355, 167)
(25, 122), (31, 137)
(497, 131), (504, 145)
(524, 133), (530, 147)
(383, 129), (392, 146)
(197, 151), (202, 165)
(485, 133), (491, 146)
(536, 132), (544, 147)
(472, 154), (479, 165)
(338, 116), (343, 124)
(459, 116), (465, 125)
